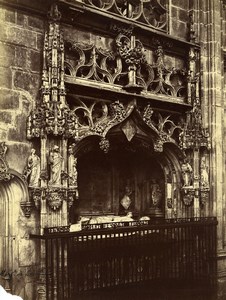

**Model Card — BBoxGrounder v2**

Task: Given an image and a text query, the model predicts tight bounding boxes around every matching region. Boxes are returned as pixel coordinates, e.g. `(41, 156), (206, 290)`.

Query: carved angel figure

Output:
(49, 145), (63, 186)
(27, 149), (41, 187)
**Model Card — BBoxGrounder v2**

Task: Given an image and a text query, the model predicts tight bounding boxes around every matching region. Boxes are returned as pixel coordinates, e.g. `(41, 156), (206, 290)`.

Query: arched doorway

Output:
(71, 132), (181, 221)
(0, 172), (37, 297)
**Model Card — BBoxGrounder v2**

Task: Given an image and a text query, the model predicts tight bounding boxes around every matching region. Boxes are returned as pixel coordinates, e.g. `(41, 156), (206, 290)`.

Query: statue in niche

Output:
(119, 186), (133, 215)
(68, 144), (77, 187)
(150, 179), (162, 208)
(49, 145), (63, 186)
(181, 158), (193, 187)
(26, 148), (41, 187)
(200, 156), (209, 188)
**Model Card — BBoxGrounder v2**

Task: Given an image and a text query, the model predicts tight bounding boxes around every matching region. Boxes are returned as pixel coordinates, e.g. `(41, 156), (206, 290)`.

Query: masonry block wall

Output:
(0, 6), (43, 171)
(170, 0), (190, 39)
(0, 4), (45, 299)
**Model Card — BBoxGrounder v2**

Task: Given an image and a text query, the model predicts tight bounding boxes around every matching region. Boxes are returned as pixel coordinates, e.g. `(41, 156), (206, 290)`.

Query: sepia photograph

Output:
(0, 0), (225, 299)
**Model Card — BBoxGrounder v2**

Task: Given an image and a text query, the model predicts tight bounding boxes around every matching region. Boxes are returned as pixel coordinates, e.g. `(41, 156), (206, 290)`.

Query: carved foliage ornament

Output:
(27, 98), (135, 143)
(45, 188), (78, 211)
(46, 188), (65, 211)
(28, 99), (182, 153)
(27, 186), (78, 213)
(142, 104), (183, 152)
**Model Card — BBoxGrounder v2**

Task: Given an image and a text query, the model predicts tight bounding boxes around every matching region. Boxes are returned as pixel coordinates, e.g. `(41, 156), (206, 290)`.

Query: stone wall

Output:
(169, 0), (190, 40)
(0, 5), (44, 172)
(0, 4), (45, 299)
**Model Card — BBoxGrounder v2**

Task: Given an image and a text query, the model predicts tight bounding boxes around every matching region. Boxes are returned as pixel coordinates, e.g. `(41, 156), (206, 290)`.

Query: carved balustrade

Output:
(64, 35), (188, 100)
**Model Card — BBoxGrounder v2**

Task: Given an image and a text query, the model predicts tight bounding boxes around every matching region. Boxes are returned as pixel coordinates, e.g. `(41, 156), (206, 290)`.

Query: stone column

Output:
(198, 0), (226, 297)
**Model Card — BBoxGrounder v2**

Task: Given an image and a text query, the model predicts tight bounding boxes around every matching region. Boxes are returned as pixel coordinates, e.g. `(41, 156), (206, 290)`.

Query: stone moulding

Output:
(0, 142), (32, 217)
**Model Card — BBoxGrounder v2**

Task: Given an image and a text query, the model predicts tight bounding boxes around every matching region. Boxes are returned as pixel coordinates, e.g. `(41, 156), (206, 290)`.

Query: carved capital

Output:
(46, 188), (66, 211)
(29, 188), (42, 211)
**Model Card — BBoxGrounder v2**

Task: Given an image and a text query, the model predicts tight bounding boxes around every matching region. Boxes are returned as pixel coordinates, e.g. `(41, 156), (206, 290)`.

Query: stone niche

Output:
(70, 134), (165, 221)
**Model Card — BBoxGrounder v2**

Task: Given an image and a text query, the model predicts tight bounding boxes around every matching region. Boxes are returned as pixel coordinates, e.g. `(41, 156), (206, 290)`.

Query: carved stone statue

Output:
(181, 159), (193, 187)
(200, 156), (209, 188)
(119, 185), (133, 215)
(150, 179), (162, 207)
(27, 149), (41, 187)
(49, 145), (63, 186)
(68, 144), (77, 187)
(120, 186), (132, 210)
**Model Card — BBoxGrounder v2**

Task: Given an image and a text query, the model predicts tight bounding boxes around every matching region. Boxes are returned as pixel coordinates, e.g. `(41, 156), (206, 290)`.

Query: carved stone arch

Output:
(64, 61), (74, 76)
(101, 105), (161, 144)
(0, 171), (37, 293)
(68, 122), (184, 219)
(163, 144), (185, 217)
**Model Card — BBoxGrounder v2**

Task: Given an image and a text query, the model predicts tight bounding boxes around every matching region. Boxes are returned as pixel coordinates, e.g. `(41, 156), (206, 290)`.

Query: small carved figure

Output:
(120, 186), (132, 210)
(200, 156), (209, 188)
(68, 144), (77, 187)
(49, 145), (63, 186)
(150, 179), (162, 207)
(0, 142), (7, 157)
(27, 149), (41, 187)
(181, 158), (193, 187)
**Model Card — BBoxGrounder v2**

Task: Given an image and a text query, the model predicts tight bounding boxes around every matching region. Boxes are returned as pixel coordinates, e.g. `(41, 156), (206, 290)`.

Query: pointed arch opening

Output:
(69, 124), (183, 222)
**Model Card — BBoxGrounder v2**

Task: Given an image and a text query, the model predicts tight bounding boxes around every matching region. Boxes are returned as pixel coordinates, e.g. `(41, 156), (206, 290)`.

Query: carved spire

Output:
(179, 97), (210, 151)
(27, 3), (67, 139)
